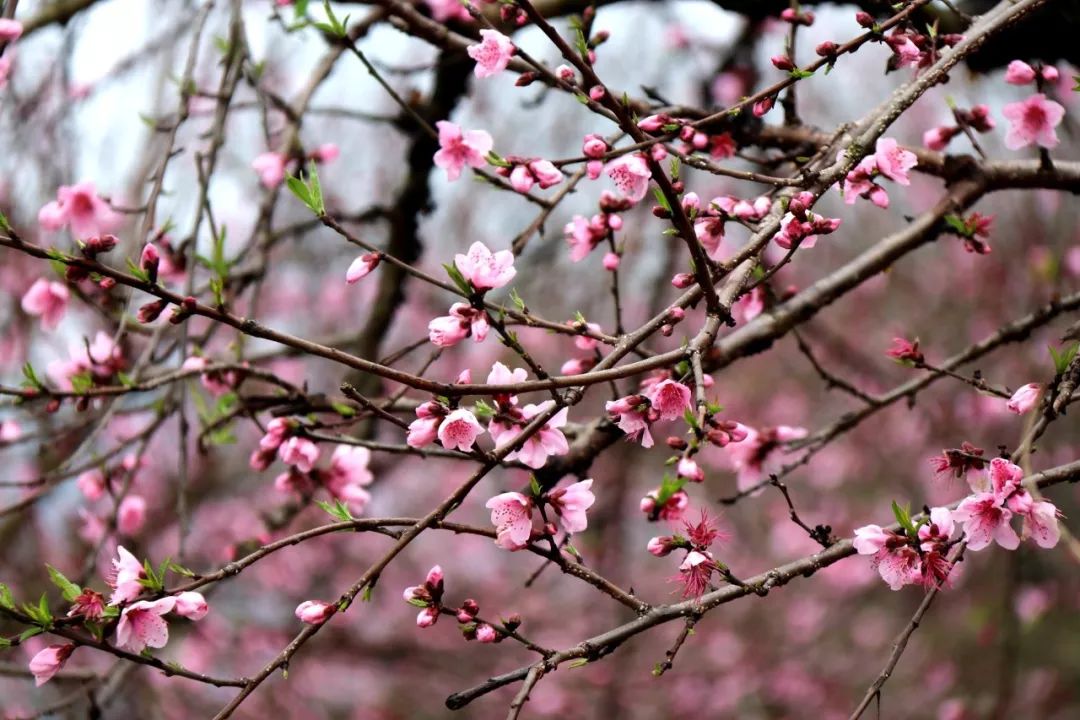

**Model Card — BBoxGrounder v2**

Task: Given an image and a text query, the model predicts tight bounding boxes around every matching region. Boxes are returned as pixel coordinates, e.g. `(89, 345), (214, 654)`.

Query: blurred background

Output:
(1, 0), (1079, 717)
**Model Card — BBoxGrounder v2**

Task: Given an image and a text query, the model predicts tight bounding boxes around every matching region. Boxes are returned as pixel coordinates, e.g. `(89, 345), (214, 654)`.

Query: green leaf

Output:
(891, 500), (916, 536)
(485, 151), (511, 169)
(0, 583), (15, 610)
(529, 476), (542, 497)
(0, 210), (9, 232)
(406, 598), (429, 608)
(168, 561), (196, 578)
(319, 0), (349, 38)
(294, 0), (311, 18)
(943, 214), (970, 237)
(651, 187), (672, 213)
(472, 399), (494, 419)
(1073, 75), (1080, 92)
(126, 258), (150, 283)
(510, 288), (526, 312)
(331, 401), (357, 418)
(315, 499), (356, 522)
(46, 565), (82, 602)
(18, 627), (44, 643)
(21, 363), (44, 391)
(285, 175), (312, 208)
(654, 474), (686, 506)
(1050, 343), (1079, 374)
(567, 658), (589, 669)
(789, 68), (815, 79)
(443, 263), (473, 296)
(683, 407), (699, 430)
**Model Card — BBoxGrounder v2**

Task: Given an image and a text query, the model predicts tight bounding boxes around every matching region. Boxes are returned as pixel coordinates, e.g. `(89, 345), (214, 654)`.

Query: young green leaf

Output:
(46, 565), (82, 602)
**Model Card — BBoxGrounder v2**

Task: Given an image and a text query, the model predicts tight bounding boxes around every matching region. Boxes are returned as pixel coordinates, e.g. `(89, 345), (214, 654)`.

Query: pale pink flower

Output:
(407, 402), (444, 448)
(328, 445), (373, 487)
(438, 408), (483, 451)
(644, 379), (691, 421)
(38, 182), (121, 239)
(28, 644), (75, 687)
(278, 436), (320, 472)
(1006, 383), (1041, 414)
(173, 591), (209, 620)
(295, 600), (334, 625)
(346, 253), (380, 284)
(485, 491), (533, 550)
(873, 138), (917, 186)
(1002, 94), (1065, 150)
(115, 596), (176, 653)
(252, 152), (288, 189)
(605, 154), (651, 203)
(21, 279), (69, 330)
(1004, 60), (1036, 85)
(454, 241), (516, 290)
(416, 606), (439, 628)
(117, 495), (147, 536)
(548, 479), (595, 534)
(467, 30), (515, 78)
(109, 546), (146, 605)
(434, 121), (492, 181)
(259, 418), (291, 452)
(490, 402), (569, 469)
(0, 19), (23, 41)
(0, 419), (21, 443)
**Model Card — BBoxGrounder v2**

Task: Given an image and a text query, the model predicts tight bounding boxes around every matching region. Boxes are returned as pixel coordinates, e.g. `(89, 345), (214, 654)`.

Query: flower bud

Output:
(815, 41), (839, 57)
(770, 55), (794, 71)
(855, 11), (874, 28)
(671, 273), (695, 289)
(295, 600), (334, 625)
(140, 243), (160, 284)
(137, 299), (167, 324)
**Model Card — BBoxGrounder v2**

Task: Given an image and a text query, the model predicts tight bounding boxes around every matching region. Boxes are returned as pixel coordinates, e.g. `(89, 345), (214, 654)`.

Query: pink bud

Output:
(117, 495), (147, 536)
(671, 273), (695, 289)
(1006, 383), (1041, 415)
(416, 606), (439, 628)
(1004, 60), (1036, 85)
(556, 64), (576, 82)
(582, 134), (607, 158)
(770, 55), (794, 71)
(475, 623), (498, 643)
(1041, 65), (1059, 82)
(140, 243), (160, 282)
(174, 591), (209, 620)
(588, 86), (605, 101)
(602, 252), (620, 270)
(647, 536), (675, 556)
(295, 600), (335, 625)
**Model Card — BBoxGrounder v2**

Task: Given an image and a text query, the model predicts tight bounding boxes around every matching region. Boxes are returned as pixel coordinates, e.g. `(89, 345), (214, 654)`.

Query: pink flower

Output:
(641, 487), (689, 522)
(1019, 500), (1060, 548)
(295, 600), (335, 625)
(438, 408), (484, 451)
(174, 591), (209, 620)
(117, 495), (147, 536)
(1002, 94), (1065, 150)
(1006, 383), (1041, 414)
(424, 0), (471, 22)
(259, 418), (291, 452)
(407, 402), (444, 448)
(454, 241), (516, 290)
(324, 445), (374, 512)
(278, 436), (320, 472)
(467, 30), (514, 78)
(416, 606), (439, 628)
(489, 402), (569, 469)
(548, 479), (595, 534)
(28, 644), (75, 687)
(873, 138), (917, 186)
(605, 394), (654, 447)
(21, 279), (69, 330)
(605, 154), (651, 203)
(886, 337), (923, 364)
(252, 152), (288, 188)
(346, 253), (381, 284)
(109, 546), (146, 605)
(38, 182), (121, 239)
(0, 19), (23, 42)
(677, 458), (705, 482)
(917, 507), (956, 550)
(853, 524), (892, 555)
(644, 379), (691, 421)
(676, 550), (716, 597)
(485, 491), (533, 550)
(952, 493), (1019, 551)
(428, 303), (488, 347)
(115, 596), (176, 653)
(475, 623), (498, 643)
(1004, 60), (1036, 85)
(434, 121), (493, 181)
